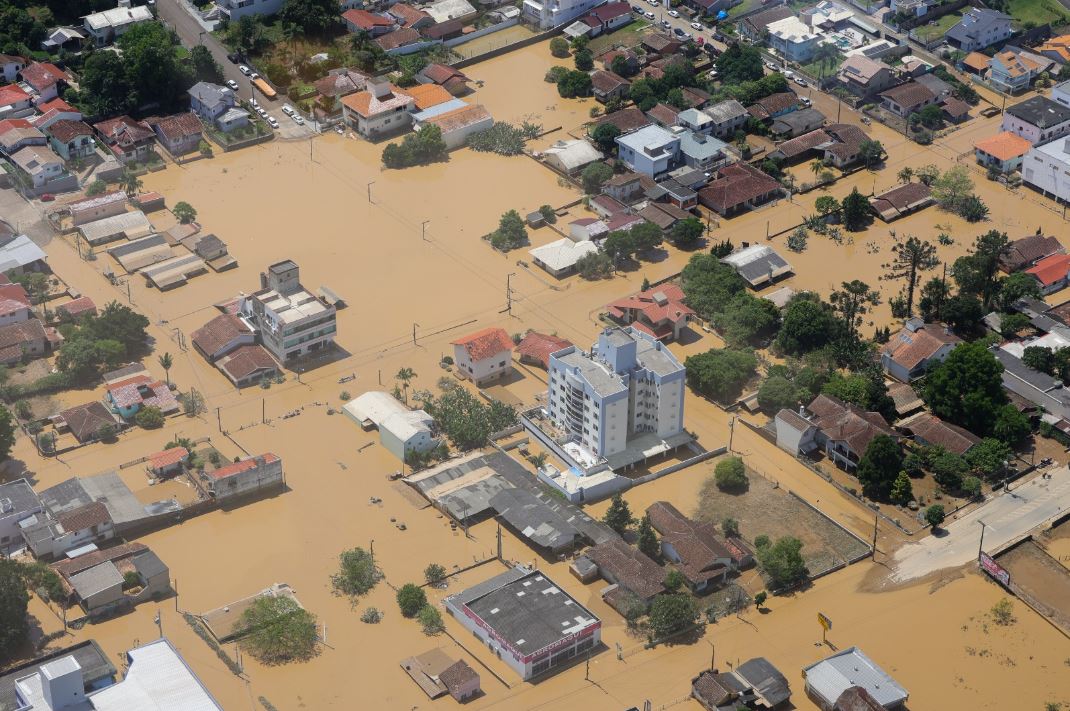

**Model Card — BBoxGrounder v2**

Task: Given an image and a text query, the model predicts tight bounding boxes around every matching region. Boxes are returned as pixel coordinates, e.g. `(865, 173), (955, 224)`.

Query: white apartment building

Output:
(766, 16), (822, 63)
(215, 0), (285, 21)
(522, 0), (602, 29)
(82, 0), (153, 47)
(1022, 136), (1070, 203)
(1001, 95), (1070, 145)
(240, 261), (336, 365)
(546, 326), (686, 462)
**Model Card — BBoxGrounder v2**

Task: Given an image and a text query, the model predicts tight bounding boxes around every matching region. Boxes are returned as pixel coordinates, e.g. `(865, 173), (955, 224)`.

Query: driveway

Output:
(890, 466), (1070, 583)
(156, 0), (316, 139)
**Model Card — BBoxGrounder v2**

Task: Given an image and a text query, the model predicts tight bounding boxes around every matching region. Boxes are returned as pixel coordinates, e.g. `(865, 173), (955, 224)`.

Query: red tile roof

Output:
(148, 446), (189, 470)
(881, 324), (959, 371)
(218, 344), (278, 382)
(1027, 252), (1070, 286)
(207, 452), (279, 480)
(94, 115), (154, 146)
(38, 97), (75, 113)
(606, 283), (693, 339)
(807, 394), (896, 455)
(589, 1), (631, 22)
(592, 106), (651, 134)
(451, 327), (513, 361)
(975, 131), (1031, 161)
(698, 163), (782, 213)
(47, 119), (92, 143)
(516, 331), (572, 368)
(879, 81), (935, 108)
(375, 27), (422, 51)
(389, 2), (431, 26)
(0, 118), (31, 135)
(192, 313), (252, 357)
(0, 83), (30, 106)
(56, 501), (111, 533)
(151, 112), (203, 142)
(60, 401), (115, 442)
(19, 62), (68, 91)
(646, 501), (734, 585)
(586, 537), (665, 600)
(899, 412), (979, 455)
(421, 62), (467, 85)
(591, 70), (630, 94)
(342, 8), (395, 29)
(107, 373), (179, 413)
(1000, 233), (1063, 271)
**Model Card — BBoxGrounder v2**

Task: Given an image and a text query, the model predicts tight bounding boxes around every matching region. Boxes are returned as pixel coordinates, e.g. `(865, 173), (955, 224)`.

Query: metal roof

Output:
(88, 638), (223, 710)
(69, 560), (123, 599)
(0, 234), (46, 272)
(803, 647), (907, 708)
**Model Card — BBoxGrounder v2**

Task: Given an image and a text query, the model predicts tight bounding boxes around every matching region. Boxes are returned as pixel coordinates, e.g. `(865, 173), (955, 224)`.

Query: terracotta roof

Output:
(60, 401), (115, 442)
(869, 181), (933, 219)
(747, 91), (798, 120)
(94, 115), (154, 145)
(592, 106), (651, 133)
(1000, 233), (1063, 271)
(887, 381), (923, 415)
(606, 283), (693, 338)
(423, 19), (464, 39)
(645, 102), (678, 126)
(47, 119), (92, 143)
(963, 51), (991, 71)
(148, 446), (188, 470)
(0, 284), (30, 314)
(404, 82), (454, 110)
(975, 131), (1032, 161)
(52, 542), (148, 579)
(56, 296), (96, 319)
(342, 8), (394, 29)
(899, 412), (979, 455)
(150, 112), (203, 142)
(375, 27), (422, 51)
(516, 331), (572, 368)
(879, 81), (935, 108)
(38, 97), (75, 113)
(218, 344), (278, 382)
(882, 325), (960, 372)
(341, 84), (413, 117)
(421, 62), (467, 85)
(698, 163), (781, 213)
(0, 318), (45, 355)
(0, 83), (30, 106)
(692, 671), (737, 707)
(20, 62), (68, 91)
(591, 70), (630, 95)
(56, 501), (111, 533)
(389, 2), (431, 26)
(424, 103), (490, 132)
(314, 70), (368, 98)
(207, 452), (279, 480)
(1027, 252), (1070, 286)
(834, 686), (885, 711)
(192, 313), (252, 357)
(438, 660), (478, 695)
(586, 538), (665, 600)
(451, 326), (513, 361)
(646, 502), (733, 585)
(107, 373), (179, 413)
(807, 394), (896, 455)
(773, 127), (834, 158)
(0, 117), (31, 135)
(589, 1), (630, 22)
(642, 32), (682, 53)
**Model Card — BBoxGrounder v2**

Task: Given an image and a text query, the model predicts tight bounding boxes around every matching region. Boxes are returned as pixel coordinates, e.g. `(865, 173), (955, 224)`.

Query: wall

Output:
(445, 18), (519, 47)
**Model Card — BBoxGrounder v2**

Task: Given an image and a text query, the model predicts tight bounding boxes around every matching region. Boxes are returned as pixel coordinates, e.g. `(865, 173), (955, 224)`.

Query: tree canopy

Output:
(923, 341), (1008, 436)
(419, 382), (517, 450)
(775, 295), (839, 355)
(382, 125), (448, 169)
(602, 492), (634, 533)
(648, 594), (699, 639)
(714, 43), (764, 84)
(330, 546), (381, 596)
(684, 349), (757, 403)
(240, 595), (318, 664)
(855, 434), (903, 501)
(755, 536), (807, 589)
(279, 0), (339, 34)
(0, 560), (29, 659)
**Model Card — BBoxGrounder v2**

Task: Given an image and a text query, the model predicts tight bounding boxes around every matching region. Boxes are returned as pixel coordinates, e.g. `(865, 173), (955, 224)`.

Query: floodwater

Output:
(5, 41), (1070, 710)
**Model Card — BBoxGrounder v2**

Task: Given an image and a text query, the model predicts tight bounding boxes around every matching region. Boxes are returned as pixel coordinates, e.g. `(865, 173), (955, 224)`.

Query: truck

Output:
(252, 78), (277, 100)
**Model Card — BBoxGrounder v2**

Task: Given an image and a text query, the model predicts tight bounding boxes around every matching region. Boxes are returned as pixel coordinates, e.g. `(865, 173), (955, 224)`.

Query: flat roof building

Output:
(240, 261), (337, 366)
(444, 566), (600, 680)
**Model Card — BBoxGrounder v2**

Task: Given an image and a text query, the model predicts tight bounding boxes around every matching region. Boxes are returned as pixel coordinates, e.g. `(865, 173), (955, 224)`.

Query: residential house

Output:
(738, 6), (794, 41)
(803, 647), (908, 710)
(546, 326), (686, 463)
(591, 70), (630, 103)
(0, 281), (31, 326)
(646, 102), (679, 128)
(200, 453), (283, 499)
(0, 319), (56, 363)
(105, 371), (179, 419)
(375, 27), (422, 52)
(9, 144), (64, 188)
(676, 107), (715, 135)
(615, 124), (681, 177)
(677, 130), (727, 171)
(601, 171), (646, 203)
(591, 106), (651, 135)
(93, 115), (156, 165)
(0, 119), (45, 155)
(1000, 232), (1064, 272)
(82, 2), (153, 46)
(0, 234), (47, 274)
(1027, 252), (1070, 294)
(313, 69), (368, 113)
(775, 407), (820, 455)
(41, 27), (86, 52)
(837, 55), (897, 99)
(19, 62), (69, 102)
(941, 96), (972, 123)
(606, 283), (694, 342)
(653, 177), (699, 208)
(147, 112), (203, 157)
(542, 139), (603, 174)
(946, 8), (1012, 52)
(341, 80), (414, 139)
(897, 411), (979, 455)
(45, 119), (95, 161)
(0, 84), (33, 118)
(584, 538), (666, 602)
(638, 200), (692, 230)
(451, 326), (513, 385)
(720, 243), (792, 287)
(30, 97), (82, 131)
(342, 9), (396, 35)
(56, 296), (97, 321)
(188, 82), (237, 124)
(806, 394), (897, 470)
(880, 320), (960, 381)
(57, 401), (119, 443)
(415, 103), (493, 149)
(239, 261), (337, 365)
(590, 194), (627, 220)
(388, 2), (434, 28)
(771, 107), (827, 138)
(216, 0), (284, 21)
(342, 391), (438, 460)
(646, 501), (738, 592)
(974, 130), (1032, 173)
(692, 659), (792, 711)
(680, 86), (711, 110)
(0, 478), (42, 554)
(439, 660), (480, 702)
(217, 344), (279, 387)
(516, 331), (573, 369)
(416, 63), (471, 96)
(698, 163), (783, 217)
(878, 81), (937, 118)
(569, 217), (610, 240)
(868, 181), (933, 221)
(583, 1), (631, 34)
(1001, 96), (1070, 144)
(767, 16), (821, 62)
(641, 32), (683, 57)
(0, 53), (24, 82)
(426, 0), (477, 23)
(522, 0), (602, 29)
(746, 91), (800, 122)
(601, 49), (638, 74)
(1037, 34), (1070, 65)
(987, 49), (1050, 93)
(701, 99), (749, 139)
(423, 19), (465, 41)
(146, 446), (188, 479)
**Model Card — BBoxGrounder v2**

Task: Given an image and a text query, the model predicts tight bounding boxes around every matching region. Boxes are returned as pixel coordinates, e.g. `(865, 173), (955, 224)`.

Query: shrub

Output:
(331, 547), (381, 596)
(549, 37), (570, 58)
(990, 597), (1015, 625)
(925, 504), (945, 529)
(418, 604), (444, 634)
(714, 456), (747, 492)
(240, 596), (318, 664)
(423, 563), (446, 585)
(360, 607), (383, 623)
(397, 584), (427, 618)
(648, 594), (699, 640)
(135, 405), (165, 429)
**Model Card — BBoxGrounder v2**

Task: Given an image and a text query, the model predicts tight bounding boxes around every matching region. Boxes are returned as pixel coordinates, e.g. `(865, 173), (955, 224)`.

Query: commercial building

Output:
(545, 326), (686, 468)
(802, 647), (908, 710)
(239, 261), (337, 365)
(1001, 96), (1070, 144)
(444, 566), (601, 680)
(343, 391), (439, 462)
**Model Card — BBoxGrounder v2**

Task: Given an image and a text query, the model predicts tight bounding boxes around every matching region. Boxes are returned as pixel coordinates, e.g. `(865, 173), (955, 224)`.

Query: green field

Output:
(1007, 0), (1070, 27)
(589, 19), (650, 55)
(913, 11), (963, 43)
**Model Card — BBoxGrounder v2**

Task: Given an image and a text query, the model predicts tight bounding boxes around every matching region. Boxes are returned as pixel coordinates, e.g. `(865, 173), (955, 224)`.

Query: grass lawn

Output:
(175, 46), (190, 60)
(589, 19), (650, 54)
(913, 11), (963, 43)
(728, 0), (764, 19)
(1007, 0), (1070, 27)
(799, 51), (844, 80)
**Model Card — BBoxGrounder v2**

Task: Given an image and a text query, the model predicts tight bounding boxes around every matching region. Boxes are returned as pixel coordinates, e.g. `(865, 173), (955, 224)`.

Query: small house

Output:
(974, 131), (1032, 173)
(201, 453), (283, 499)
(775, 408), (819, 455)
(880, 320), (960, 381)
(450, 327), (513, 385)
(999, 233), (1064, 273)
(803, 647), (908, 710)
(1026, 253), (1070, 294)
(148, 112), (203, 157)
(216, 344), (280, 388)
(45, 119), (95, 161)
(146, 446), (189, 479)
(542, 139), (603, 174)
(878, 82), (937, 118)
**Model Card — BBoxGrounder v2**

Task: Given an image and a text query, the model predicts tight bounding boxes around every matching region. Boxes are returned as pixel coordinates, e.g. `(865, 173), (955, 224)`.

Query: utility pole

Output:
(421, 220), (430, 242)
(871, 514), (878, 559)
(728, 416), (735, 452)
(367, 181), (374, 203)
(506, 272), (516, 315)
(707, 640), (715, 671)
(977, 520), (987, 559)
(412, 322), (419, 345)
(216, 407), (221, 432)
(261, 398), (265, 424)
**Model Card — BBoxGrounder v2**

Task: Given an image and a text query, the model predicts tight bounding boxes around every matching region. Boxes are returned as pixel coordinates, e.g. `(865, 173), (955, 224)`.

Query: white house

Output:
(215, 0), (285, 21)
(766, 16), (822, 62)
(522, 0), (603, 29)
(341, 81), (414, 139)
(1022, 136), (1070, 202)
(415, 104), (492, 149)
(451, 326), (513, 385)
(201, 453), (283, 500)
(343, 391), (439, 462)
(9, 144), (64, 188)
(82, 0), (153, 46)
(541, 139), (603, 173)
(529, 238), (599, 277)
(615, 124), (681, 177)
(1001, 95), (1070, 145)
(774, 408), (819, 455)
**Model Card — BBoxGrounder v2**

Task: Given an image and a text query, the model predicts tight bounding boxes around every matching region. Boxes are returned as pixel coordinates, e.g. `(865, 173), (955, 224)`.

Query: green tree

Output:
(952, 230), (1009, 310)
(0, 560), (30, 658)
(158, 352), (173, 387)
(190, 44), (224, 83)
(755, 536), (807, 589)
(998, 270), (1041, 311)
(942, 295), (984, 334)
(397, 583), (427, 618)
(917, 103), (944, 129)
(664, 569), (686, 592)
(557, 69), (593, 98)
(882, 236), (939, 317)
(173, 201), (197, 224)
(890, 470), (913, 505)
(423, 563), (446, 585)
(713, 43), (764, 84)
(422, 384), (517, 449)
(814, 195), (839, 216)
(602, 492), (634, 533)
(0, 406), (15, 462)
(591, 122), (621, 153)
(576, 252), (614, 279)
(648, 594), (699, 639)
(829, 280), (878, 339)
(418, 604), (444, 634)
(574, 47), (593, 71)
(395, 367), (416, 402)
(670, 217), (704, 247)
(714, 456), (748, 491)
(715, 292), (779, 346)
(722, 518), (740, 537)
(680, 253), (746, 321)
(965, 437), (1012, 479)
(279, 0), (339, 34)
(924, 504), (945, 529)
(135, 405), (165, 429)
(840, 188), (871, 231)
(637, 515), (659, 559)
(1023, 346), (1055, 374)
(116, 22), (195, 112)
(754, 591), (768, 609)
(629, 222), (663, 253)
(962, 475), (982, 498)
(993, 404), (1030, 446)
(859, 139), (884, 168)
(490, 209), (527, 250)
(757, 375), (804, 412)
(331, 547), (381, 596)
(918, 277), (950, 321)
(581, 161), (613, 193)
(923, 341), (1008, 435)
(932, 165), (974, 213)
(86, 179), (107, 197)
(959, 195), (989, 222)
(929, 447), (967, 491)
(856, 434), (903, 501)
(684, 349), (757, 403)
(549, 36), (570, 58)
(775, 295), (839, 355)
(611, 54), (635, 77)
(241, 595), (318, 663)
(73, 51), (133, 116)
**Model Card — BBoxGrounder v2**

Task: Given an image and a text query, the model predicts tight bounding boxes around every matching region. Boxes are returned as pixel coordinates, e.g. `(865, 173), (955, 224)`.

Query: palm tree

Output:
(158, 352), (173, 387)
(897, 166), (914, 184)
(814, 43), (840, 79)
(120, 170), (142, 196)
(810, 160), (823, 177)
(396, 367), (416, 403)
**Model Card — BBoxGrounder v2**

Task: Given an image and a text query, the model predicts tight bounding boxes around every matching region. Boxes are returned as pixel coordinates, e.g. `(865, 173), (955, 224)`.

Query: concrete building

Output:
(529, 238), (599, 277)
(451, 326), (513, 386)
(239, 261), (337, 365)
(615, 124), (681, 177)
(343, 391), (439, 462)
(9, 145), (64, 188)
(0, 478), (43, 554)
(946, 8), (1012, 52)
(880, 320), (960, 382)
(974, 131), (1032, 173)
(1022, 136), (1070, 202)
(1001, 96), (1070, 145)
(415, 104), (492, 149)
(802, 647), (908, 710)
(82, 0), (153, 46)
(522, 0), (603, 29)
(341, 81), (414, 139)
(216, 0), (284, 21)
(766, 16), (821, 62)
(546, 326), (686, 465)
(443, 566), (601, 680)
(201, 453), (283, 500)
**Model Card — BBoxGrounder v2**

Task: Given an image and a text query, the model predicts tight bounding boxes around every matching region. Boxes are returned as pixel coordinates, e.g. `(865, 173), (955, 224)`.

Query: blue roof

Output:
(412, 98), (469, 123)
(679, 130), (727, 160)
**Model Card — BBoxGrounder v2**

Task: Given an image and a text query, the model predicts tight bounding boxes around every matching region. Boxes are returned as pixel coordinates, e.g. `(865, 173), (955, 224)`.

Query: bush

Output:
(755, 536), (807, 589)
(545, 65), (569, 83)
(664, 569), (686, 592)
(418, 604), (444, 634)
(714, 456), (747, 492)
(240, 596), (318, 664)
(397, 584), (427, 618)
(360, 607), (383, 623)
(550, 37), (570, 58)
(722, 517), (739, 537)
(330, 547), (381, 596)
(135, 405), (165, 429)
(577, 252), (613, 280)
(648, 594), (699, 640)
(925, 504), (945, 529)
(424, 563), (446, 585)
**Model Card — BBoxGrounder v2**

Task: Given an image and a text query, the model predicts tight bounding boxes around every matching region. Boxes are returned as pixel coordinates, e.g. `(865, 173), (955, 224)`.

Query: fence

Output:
(629, 445), (726, 485)
(453, 26), (560, 68)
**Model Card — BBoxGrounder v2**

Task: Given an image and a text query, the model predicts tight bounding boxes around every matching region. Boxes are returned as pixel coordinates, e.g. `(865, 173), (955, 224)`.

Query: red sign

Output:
(980, 552), (1011, 587)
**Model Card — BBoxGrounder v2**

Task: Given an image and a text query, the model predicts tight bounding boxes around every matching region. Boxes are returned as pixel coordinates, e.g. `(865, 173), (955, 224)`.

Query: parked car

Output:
(644, 10), (654, 18)
(226, 52), (240, 63)
(668, 9), (679, 16)
(292, 114), (305, 125)
(40, 193), (54, 202)
(250, 98), (259, 109)
(690, 21), (702, 29)
(226, 79), (238, 90)
(661, 19), (671, 28)
(794, 76), (807, 87)
(800, 96), (812, 107)
(632, 4), (643, 11)
(268, 116), (279, 128)
(257, 107), (268, 118)
(281, 104), (295, 116)
(673, 26), (685, 35)
(238, 65), (251, 75)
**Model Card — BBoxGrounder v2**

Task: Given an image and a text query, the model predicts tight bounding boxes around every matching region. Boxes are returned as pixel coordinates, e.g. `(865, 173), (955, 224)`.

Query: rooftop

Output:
(586, 538), (665, 599)
(1006, 95), (1070, 128)
(975, 130), (1033, 161)
(451, 326), (513, 361)
(88, 637), (223, 710)
(529, 238), (598, 273)
(205, 453), (279, 480)
(802, 646), (908, 709)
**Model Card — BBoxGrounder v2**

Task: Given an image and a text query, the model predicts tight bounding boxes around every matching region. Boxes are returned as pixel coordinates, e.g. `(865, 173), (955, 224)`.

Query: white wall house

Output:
(341, 81), (414, 139)
(216, 0), (285, 21)
(82, 1), (153, 46)
(615, 124), (681, 177)
(522, 0), (603, 29)
(1022, 137), (1070, 202)
(451, 327), (514, 386)
(1000, 96), (1070, 145)
(766, 16), (821, 62)
(240, 261), (337, 365)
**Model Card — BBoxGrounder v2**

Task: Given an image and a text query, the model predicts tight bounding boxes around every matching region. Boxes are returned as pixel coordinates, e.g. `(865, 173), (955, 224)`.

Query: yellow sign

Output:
(817, 613), (832, 631)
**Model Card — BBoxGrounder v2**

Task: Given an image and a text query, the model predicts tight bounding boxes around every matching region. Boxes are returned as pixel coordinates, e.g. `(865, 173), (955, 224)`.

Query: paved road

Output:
(156, 0), (315, 139)
(890, 466), (1070, 583)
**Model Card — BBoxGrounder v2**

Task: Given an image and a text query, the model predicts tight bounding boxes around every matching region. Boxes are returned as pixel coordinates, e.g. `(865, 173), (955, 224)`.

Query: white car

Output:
(794, 76), (807, 87)
(800, 96), (812, 107)
(250, 98), (260, 109)
(250, 72), (259, 80)
(225, 79), (238, 90)
(238, 65), (251, 75)
(292, 114), (305, 125)
(668, 9), (679, 17)
(644, 10), (654, 18)
(782, 69), (795, 79)
(267, 116), (279, 129)
(690, 21), (702, 29)
(257, 107), (268, 117)
(281, 104), (294, 116)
